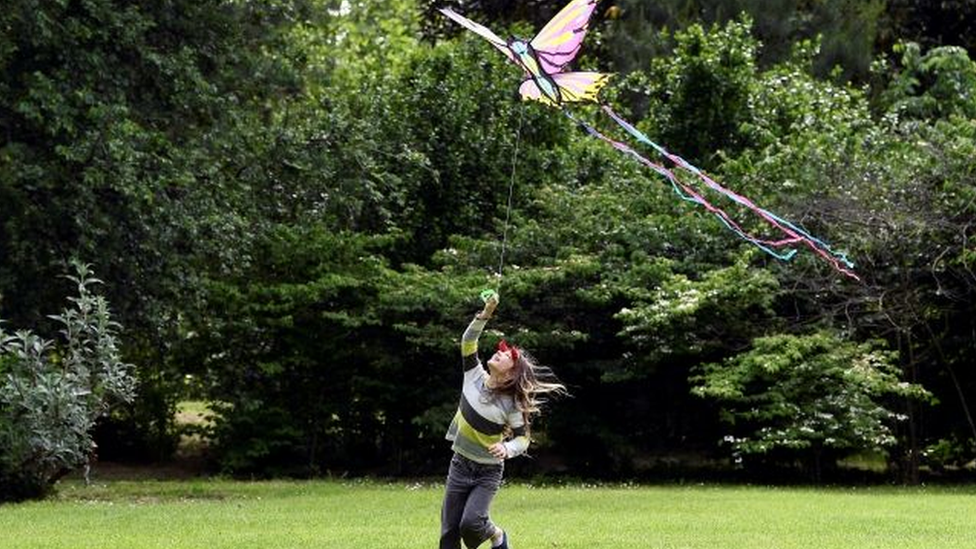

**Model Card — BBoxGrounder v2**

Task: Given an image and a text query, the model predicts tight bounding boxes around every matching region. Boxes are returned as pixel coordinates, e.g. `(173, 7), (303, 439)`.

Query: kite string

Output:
(496, 104), (525, 286)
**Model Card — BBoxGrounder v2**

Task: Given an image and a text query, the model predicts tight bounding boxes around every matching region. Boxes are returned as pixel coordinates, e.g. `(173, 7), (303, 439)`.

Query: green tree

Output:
(879, 0), (976, 57)
(878, 42), (976, 120)
(612, 17), (759, 169)
(187, 226), (501, 475)
(722, 40), (976, 481)
(603, 0), (885, 80)
(692, 332), (931, 481)
(0, 0), (317, 460)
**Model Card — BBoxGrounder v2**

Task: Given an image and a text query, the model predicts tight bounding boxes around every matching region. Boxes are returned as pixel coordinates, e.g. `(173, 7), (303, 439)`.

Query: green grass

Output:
(2, 479), (976, 548)
(175, 401), (214, 426)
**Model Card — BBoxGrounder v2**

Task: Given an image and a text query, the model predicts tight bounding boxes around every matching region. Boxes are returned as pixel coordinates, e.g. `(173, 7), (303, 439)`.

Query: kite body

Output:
(440, 0), (611, 107)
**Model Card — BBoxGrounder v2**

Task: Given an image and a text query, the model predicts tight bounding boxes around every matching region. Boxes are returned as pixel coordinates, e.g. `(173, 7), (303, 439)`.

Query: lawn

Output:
(1, 478), (975, 548)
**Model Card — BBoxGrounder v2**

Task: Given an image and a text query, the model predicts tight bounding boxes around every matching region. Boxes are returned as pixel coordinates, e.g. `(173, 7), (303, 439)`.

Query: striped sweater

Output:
(445, 316), (530, 464)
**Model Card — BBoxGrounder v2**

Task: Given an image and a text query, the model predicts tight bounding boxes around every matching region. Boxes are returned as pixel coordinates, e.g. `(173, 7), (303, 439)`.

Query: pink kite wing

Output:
(519, 71), (610, 106)
(439, 8), (517, 65)
(530, 0), (599, 74)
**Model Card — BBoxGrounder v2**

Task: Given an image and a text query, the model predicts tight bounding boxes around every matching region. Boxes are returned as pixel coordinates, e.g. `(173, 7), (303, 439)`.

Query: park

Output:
(2, 0), (976, 547)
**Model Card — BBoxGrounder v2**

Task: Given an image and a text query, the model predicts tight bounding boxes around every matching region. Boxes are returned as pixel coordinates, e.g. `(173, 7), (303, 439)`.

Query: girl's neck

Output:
(486, 373), (507, 390)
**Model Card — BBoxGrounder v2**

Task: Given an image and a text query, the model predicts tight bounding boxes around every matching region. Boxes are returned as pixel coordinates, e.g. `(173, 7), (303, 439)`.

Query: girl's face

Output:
(487, 349), (516, 379)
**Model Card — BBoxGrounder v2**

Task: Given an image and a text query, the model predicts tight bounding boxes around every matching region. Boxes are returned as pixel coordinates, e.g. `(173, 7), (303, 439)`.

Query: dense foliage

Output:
(2, 0), (975, 496)
(692, 332), (932, 481)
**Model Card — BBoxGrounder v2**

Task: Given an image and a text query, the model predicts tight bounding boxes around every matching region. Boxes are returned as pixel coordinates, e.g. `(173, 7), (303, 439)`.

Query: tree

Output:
(611, 17), (760, 170)
(602, 0), (885, 80)
(878, 42), (976, 120)
(879, 0), (976, 57)
(692, 332), (931, 481)
(0, 0), (318, 461)
(728, 41), (976, 481)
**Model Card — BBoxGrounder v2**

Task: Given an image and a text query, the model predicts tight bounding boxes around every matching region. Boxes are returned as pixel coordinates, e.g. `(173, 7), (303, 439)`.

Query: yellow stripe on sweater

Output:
(456, 411), (503, 448)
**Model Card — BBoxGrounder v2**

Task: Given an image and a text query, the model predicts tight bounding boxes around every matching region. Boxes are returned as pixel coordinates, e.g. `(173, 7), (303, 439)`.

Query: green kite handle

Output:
(480, 289), (498, 303)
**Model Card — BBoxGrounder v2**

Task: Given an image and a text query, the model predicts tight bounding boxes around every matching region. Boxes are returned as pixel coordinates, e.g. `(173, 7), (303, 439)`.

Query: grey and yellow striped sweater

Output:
(445, 316), (529, 464)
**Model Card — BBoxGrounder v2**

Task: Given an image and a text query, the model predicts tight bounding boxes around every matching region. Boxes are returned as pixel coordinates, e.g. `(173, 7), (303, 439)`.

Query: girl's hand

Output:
(479, 292), (499, 319)
(488, 443), (508, 460)
(484, 293), (498, 314)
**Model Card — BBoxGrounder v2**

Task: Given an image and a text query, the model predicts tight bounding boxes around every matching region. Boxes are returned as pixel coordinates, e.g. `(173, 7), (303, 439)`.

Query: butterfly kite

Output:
(441, 0), (858, 280)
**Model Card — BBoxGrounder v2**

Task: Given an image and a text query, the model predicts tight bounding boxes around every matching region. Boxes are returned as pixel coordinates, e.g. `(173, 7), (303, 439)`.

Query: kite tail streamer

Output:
(564, 110), (803, 260)
(593, 107), (859, 280)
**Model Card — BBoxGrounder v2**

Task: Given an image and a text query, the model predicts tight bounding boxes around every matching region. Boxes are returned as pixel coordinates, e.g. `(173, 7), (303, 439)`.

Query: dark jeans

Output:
(440, 453), (504, 549)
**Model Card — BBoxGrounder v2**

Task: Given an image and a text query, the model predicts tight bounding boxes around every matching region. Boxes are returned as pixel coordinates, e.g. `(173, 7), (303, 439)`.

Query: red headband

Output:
(497, 339), (520, 363)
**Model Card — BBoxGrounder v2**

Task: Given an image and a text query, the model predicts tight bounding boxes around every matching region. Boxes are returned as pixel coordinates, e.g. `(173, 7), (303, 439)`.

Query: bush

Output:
(0, 262), (135, 502)
(692, 332), (932, 481)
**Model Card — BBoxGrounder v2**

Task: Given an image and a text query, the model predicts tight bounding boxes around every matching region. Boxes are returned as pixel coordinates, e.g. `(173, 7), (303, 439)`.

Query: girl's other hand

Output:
(488, 443), (507, 460)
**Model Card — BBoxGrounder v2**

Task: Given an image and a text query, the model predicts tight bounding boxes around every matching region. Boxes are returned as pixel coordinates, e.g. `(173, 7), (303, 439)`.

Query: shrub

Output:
(692, 332), (932, 481)
(0, 262), (135, 502)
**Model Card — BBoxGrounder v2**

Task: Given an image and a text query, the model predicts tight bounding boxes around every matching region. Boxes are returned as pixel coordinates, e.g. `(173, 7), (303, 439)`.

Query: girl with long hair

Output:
(440, 292), (566, 549)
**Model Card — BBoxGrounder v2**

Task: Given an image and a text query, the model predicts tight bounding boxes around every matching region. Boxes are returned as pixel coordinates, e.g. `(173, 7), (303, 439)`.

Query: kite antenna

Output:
(495, 104), (525, 285)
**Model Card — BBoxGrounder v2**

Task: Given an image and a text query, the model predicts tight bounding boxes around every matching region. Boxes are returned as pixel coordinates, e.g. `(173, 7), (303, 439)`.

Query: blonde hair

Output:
(493, 348), (567, 428)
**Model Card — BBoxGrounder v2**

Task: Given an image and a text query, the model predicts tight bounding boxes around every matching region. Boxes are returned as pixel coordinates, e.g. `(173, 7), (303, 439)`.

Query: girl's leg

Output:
(458, 463), (504, 548)
(441, 455), (472, 549)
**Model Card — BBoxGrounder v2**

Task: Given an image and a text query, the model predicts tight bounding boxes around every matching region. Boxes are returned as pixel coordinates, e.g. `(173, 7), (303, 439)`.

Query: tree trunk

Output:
(903, 333), (920, 485)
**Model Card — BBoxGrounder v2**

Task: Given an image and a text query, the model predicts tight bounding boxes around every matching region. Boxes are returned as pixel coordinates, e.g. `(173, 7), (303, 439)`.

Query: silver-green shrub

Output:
(0, 262), (135, 501)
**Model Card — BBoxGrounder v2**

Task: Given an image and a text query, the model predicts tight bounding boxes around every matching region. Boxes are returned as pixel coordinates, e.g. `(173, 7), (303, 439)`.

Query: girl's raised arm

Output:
(460, 293), (498, 370)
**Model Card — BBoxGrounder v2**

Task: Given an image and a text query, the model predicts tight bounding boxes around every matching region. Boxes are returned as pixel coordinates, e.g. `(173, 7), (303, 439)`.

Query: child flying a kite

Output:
(440, 292), (566, 549)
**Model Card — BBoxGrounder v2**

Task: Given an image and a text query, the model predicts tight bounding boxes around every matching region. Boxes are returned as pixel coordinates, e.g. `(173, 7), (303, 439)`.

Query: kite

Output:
(441, 0), (611, 106)
(440, 0), (858, 280)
